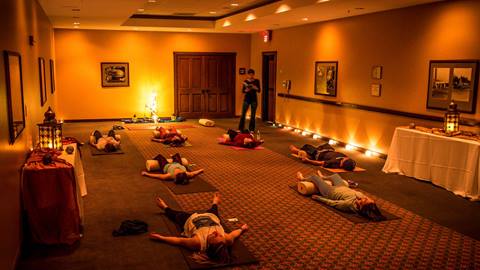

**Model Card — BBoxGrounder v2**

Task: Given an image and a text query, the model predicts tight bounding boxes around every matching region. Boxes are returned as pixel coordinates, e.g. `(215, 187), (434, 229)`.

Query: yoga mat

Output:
(162, 177), (218, 195)
(89, 145), (124, 155)
(288, 184), (400, 224)
(125, 124), (196, 131)
(291, 154), (365, 172)
(217, 138), (264, 150)
(164, 141), (193, 148)
(160, 215), (259, 270)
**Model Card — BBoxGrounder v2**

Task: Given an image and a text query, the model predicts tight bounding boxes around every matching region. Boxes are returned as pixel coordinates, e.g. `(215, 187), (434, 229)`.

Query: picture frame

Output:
(427, 60), (479, 113)
(101, 62), (129, 87)
(372, 65), (382, 80)
(50, 59), (55, 94)
(38, 57), (47, 106)
(314, 61), (338, 97)
(371, 83), (381, 97)
(3, 51), (26, 144)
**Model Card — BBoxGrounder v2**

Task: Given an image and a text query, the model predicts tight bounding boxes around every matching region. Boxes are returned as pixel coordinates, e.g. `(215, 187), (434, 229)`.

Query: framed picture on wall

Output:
(3, 51), (26, 144)
(314, 61), (338, 97)
(38, 57), (47, 106)
(427, 60), (479, 113)
(372, 65), (382, 80)
(101, 62), (129, 87)
(50, 59), (55, 94)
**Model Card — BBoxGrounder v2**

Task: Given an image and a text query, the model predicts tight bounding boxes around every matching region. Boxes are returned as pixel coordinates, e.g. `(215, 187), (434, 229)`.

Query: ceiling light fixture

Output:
(74, 25), (79, 29)
(231, 3), (239, 7)
(222, 20), (232, 27)
(302, 17), (308, 21)
(245, 14), (256, 21)
(137, 8), (145, 12)
(275, 4), (291, 14)
(148, 0), (156, 2)
(73, 22), (80, 25)
(209, 11), (217, 14)
(317, 0), (330, 3)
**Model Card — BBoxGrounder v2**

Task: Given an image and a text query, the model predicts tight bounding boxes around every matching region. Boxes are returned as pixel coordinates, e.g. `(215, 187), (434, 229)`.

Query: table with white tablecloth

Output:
(383, 127), (480, 201)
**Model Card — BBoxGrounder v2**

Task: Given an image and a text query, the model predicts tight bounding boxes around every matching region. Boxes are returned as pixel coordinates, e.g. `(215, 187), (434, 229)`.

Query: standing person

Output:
(238, 69), (261, 132)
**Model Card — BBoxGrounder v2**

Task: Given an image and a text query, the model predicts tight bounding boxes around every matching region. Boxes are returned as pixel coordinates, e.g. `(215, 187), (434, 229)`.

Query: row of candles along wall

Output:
(271, 122), (385, 158)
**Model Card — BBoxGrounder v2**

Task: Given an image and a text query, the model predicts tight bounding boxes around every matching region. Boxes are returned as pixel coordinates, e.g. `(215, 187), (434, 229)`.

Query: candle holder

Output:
(444, 101), (460, 134)
(37, 107), (63, 150)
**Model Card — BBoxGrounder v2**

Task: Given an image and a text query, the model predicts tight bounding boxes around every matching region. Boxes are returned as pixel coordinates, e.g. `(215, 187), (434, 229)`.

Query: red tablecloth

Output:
(22, 149), (81, 245)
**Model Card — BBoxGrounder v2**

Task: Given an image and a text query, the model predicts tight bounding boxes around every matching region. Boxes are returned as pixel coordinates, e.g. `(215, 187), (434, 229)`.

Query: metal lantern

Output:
(444, 101), (460, 133)
(38, 107), (63, 150)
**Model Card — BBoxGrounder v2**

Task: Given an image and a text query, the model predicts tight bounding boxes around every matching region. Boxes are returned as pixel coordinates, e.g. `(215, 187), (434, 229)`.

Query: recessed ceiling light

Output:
(222, 20), (232, 27)
(137, 8), (145, 12)
(73, 22), (80, 25)
(275, 4), (291, 14)
(231, 3), (239, 7)
(74, 25), (79, 28)
(301, 17), (308, 21)
(245, 14), (256, 21)
(317, 0), (330, 3)
(148, 0), (156, 2)
(209, 11), (217, 14)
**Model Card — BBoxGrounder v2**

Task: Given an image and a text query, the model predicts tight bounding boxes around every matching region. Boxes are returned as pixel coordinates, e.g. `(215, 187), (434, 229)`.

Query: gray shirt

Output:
(313, 186), (365, 213)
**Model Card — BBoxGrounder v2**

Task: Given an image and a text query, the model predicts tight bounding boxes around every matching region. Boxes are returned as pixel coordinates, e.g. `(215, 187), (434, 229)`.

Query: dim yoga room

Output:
(1, 0), (480, 269)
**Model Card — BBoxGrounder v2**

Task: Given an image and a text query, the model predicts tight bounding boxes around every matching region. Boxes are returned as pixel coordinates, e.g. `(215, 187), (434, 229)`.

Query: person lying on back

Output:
(141, 153), (204, 184)
(289, 143), (356, 171)
(219, 129), (263, 149)
(152, 126), (188, 147)
(90, 129), (121, 152)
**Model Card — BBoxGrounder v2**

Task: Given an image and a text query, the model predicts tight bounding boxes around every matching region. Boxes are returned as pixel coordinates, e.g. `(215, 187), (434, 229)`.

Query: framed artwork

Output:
(3, 51), (26, 144)
(50, 59), (55, 93)
(101, 62), (129, 87)
(314, 61), (338, 96)
(372, 65), (382, 80)
(427, 60), (479, 113)
(38, 57), (47, 106)
(371, 83), (381, 97)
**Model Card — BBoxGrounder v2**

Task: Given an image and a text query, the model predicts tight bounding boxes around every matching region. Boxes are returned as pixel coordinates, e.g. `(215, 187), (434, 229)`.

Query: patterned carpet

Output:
(125, 125), (480, 270)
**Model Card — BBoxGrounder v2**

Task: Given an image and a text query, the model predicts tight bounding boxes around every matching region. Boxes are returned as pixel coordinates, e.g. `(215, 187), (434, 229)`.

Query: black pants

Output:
(164, 204), (219, 228)
(93, 129), (115, 143)
(238, 101), (257, 131)
(301, 143), (334, 160)
(153, 153), (182, 172)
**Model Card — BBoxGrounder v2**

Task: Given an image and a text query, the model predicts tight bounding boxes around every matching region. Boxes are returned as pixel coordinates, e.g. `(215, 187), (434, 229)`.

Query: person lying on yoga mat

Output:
(220, 129), (264, 148)
(151, 126), (188, 147)
(296, 170), (385, 221)
(289, 143), (356, 171)
(151, 193), (248, 264)
(90, 129), (121, 152)
(141, 153), (204, 184)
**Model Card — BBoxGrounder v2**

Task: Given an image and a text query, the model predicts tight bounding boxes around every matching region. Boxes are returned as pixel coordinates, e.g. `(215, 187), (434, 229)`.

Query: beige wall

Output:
(0, 0), (56, 269)
(251, 0), (480, 154)
(54, 29), (251, 120)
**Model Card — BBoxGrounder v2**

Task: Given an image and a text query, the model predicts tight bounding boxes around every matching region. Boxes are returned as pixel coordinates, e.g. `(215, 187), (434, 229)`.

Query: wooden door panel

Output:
(175, 53), (235, 118)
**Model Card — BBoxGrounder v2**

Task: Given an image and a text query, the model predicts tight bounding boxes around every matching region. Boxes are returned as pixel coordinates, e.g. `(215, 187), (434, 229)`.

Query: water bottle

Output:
(256, 130), (261, 140)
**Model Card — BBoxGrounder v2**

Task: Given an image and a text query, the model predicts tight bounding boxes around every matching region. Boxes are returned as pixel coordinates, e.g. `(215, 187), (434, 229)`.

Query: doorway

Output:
(174, 52), (236, 119)
(262, 51), (277, 122)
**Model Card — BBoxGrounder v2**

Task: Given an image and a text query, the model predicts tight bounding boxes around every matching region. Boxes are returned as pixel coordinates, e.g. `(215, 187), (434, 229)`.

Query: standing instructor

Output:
(238, 69), (261, 131)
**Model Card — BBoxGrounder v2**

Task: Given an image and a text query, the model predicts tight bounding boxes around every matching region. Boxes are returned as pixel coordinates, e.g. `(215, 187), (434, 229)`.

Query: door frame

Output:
(173, 52), (236, 118)
(261, 51), (277, 121)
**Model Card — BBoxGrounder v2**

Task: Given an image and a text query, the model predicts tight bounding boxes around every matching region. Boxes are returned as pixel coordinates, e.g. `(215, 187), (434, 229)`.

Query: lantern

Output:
(444, 101), (460, 133)
(37, 107), (63, 150)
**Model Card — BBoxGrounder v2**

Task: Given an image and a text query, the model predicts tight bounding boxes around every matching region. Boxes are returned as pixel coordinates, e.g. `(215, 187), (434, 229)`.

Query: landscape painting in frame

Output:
(314, 61), (338, 97)
(101, 62), (129, 87)
(427, 60), (478, 113)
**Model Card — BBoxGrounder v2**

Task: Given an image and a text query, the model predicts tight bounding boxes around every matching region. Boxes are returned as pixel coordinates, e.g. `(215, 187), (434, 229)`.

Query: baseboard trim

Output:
(63, 118), (123, 123)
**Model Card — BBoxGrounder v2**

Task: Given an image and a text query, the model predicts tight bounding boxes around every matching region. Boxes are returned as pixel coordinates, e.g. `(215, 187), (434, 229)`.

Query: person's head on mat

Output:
(356, 198), (384, 221)
(339, 157), (356, 171)
(174, 171), (188, 185)
(104, 142), (118, 152)
(203, 232), (232, 263)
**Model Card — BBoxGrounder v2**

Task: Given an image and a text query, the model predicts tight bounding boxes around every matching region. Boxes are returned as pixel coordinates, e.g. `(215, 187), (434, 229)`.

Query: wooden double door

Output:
(174, 53), (236, 119)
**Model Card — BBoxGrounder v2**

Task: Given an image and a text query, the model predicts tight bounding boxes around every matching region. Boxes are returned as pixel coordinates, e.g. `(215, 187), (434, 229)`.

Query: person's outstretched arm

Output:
(150, 233), (199, 250)
(303, 157), (325, 167)
(225, 224), (248, 246)
(151, 138), (166, 143)
(187, 169), (204, 178)
(141, 171), (172, 181)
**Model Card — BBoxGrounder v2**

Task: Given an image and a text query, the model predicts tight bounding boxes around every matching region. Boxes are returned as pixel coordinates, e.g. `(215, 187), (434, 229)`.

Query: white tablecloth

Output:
(383, 127), (480, 201)
(60, 143), (87, 221)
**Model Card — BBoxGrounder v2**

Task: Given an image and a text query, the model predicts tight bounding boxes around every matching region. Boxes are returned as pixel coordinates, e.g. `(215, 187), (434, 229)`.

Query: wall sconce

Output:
(37, 107), (63, 150)
(328, 139), (337, 145)
(444, 101), (460, 133)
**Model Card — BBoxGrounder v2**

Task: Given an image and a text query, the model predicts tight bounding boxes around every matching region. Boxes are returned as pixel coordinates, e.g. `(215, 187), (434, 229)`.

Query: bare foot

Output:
(141, 171), (148, 176)
(213, 192), (221, 205)
(156, 197), (168, 209)
(289, 145), (298, 154)
(296, 172), (305, 181)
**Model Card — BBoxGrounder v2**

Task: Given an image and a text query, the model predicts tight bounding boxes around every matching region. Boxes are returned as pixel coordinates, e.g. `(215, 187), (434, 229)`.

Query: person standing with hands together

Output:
(238, 69), (261, 132)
